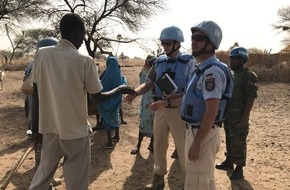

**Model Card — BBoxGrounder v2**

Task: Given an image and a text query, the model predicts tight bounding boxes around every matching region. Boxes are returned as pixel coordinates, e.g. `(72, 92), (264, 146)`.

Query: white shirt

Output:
(30, 39), (103, 140)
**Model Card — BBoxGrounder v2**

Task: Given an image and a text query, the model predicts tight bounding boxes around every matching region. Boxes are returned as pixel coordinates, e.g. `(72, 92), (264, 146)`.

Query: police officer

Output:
(125, 26), (195, 189)
(215, 47), (258, 180)
(180, 20), (233, 189)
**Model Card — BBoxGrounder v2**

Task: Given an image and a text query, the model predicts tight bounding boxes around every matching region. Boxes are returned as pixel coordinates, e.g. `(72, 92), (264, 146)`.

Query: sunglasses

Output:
(161, 41), (173, 47)
(191, 35), (209, 42)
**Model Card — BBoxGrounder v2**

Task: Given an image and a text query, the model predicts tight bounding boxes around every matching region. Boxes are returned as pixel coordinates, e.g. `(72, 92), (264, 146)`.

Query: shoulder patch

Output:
(205, 78), (215, 91)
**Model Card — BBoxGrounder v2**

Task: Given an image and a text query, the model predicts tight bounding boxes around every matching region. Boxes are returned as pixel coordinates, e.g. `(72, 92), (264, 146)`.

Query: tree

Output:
(14, 28), (56, 55)
(1, 0), (167, 60)
(4, 23), (22, 65)
(47, 0), (167, 58)
(0, 0), (49, 23)
(273, 5), (290, 45)
(0, 0), (53, 61)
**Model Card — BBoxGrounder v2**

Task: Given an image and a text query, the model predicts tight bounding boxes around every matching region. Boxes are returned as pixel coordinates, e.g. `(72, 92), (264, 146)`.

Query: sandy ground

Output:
(0, 67), (289, 190)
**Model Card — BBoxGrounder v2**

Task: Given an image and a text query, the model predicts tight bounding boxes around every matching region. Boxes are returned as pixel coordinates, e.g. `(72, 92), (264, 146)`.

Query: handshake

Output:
(117, 84), (136, 95)
(103, 84), (136, 95)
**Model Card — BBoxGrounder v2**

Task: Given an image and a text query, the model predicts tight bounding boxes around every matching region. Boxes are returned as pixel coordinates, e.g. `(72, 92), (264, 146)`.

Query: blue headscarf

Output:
(99, 56), (122, 130)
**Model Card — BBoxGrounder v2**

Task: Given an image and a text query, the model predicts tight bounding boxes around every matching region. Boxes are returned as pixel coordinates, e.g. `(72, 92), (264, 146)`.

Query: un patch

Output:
(205, 78), (215, 91)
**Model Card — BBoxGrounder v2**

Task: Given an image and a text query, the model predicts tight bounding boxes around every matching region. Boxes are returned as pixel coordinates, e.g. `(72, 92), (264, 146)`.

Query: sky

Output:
(117, 0), (290, 58)
(1, 0), (289, 58)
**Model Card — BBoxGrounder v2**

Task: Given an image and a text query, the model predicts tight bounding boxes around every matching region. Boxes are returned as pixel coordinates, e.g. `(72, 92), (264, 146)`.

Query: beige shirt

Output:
(30, 39), (102, 140)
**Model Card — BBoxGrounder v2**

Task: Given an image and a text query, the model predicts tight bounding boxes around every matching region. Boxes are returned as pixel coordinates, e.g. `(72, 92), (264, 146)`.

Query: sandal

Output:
(130, 148), (139, 155)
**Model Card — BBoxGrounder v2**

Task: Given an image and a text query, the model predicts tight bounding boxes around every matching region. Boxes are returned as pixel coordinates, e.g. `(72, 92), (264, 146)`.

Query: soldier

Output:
(215, 47), (258, 180)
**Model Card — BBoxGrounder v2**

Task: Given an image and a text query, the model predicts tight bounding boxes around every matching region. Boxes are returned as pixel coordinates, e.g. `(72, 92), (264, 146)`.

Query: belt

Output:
(185, 123), (218, 129)
(154, 97), (178, 109)
(185, 123), (200, 129)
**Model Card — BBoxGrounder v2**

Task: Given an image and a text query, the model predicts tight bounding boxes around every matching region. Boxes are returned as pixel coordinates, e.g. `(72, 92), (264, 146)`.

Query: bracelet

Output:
(167, 100), (172, 108)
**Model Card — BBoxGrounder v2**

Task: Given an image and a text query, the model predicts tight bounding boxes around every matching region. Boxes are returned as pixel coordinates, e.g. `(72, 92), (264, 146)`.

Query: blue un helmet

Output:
(230, 47), (248, 60)
(37, 37), (58, 50)
(191, 20), (222, 49)
(159, 26), (184, 42)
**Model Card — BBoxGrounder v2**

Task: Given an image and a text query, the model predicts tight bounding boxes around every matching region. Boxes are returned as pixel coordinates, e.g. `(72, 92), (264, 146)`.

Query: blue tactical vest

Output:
(154, 52), (193, 99)
(24, 61), (33, 80)
(180, 61), (233, 126)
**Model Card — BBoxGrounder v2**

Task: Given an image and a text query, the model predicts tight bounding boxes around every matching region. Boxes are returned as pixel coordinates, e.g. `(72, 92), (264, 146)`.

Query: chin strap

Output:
(192, 41), (214, 57)
(166, 42), (180, 56)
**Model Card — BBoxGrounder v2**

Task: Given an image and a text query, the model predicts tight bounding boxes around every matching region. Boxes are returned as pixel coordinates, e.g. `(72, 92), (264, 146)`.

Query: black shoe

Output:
(230, 166), (244, 180)
(215, 159), (233, 170)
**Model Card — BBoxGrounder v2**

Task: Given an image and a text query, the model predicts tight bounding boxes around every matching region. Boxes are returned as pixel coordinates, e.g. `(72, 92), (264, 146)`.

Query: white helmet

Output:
(159, 26), (184, 42)
(191, 20), (222, 49)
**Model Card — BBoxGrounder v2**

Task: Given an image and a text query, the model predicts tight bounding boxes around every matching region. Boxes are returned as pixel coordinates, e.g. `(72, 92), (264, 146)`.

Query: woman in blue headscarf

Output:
(99, 55), (122, 148)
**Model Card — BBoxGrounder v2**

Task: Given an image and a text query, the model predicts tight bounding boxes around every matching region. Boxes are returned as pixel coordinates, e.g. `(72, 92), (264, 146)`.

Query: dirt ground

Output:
(0, 66), (289, 190)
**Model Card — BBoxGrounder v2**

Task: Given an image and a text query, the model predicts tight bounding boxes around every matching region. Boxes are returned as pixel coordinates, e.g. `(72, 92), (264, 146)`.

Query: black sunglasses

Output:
(191, 35), (209, 42)
(161, 41), (172, 46)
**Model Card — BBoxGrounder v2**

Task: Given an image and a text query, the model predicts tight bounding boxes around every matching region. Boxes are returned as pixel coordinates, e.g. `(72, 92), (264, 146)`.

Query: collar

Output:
(196, 55), (218, 70)
(59, 39), (78, 50)
(166, 52), (182, 63)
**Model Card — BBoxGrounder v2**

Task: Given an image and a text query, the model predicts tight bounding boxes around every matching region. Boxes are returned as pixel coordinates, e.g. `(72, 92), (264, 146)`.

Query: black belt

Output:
(153, 97), (178, 109)
(185, 123), (200, 129)
(185, 123), (217, 129)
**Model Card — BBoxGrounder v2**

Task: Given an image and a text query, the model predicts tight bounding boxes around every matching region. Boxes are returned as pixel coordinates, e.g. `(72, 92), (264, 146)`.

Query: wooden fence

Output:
(216, 52), (290, 83)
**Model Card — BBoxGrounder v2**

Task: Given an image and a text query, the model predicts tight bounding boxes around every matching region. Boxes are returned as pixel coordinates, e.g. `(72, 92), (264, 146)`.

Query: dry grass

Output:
(3, 53), (290, 83)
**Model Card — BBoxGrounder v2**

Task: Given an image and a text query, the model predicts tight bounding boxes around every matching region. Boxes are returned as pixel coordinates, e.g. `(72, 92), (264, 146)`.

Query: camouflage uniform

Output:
(224, 67), (258, 166)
